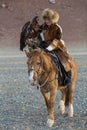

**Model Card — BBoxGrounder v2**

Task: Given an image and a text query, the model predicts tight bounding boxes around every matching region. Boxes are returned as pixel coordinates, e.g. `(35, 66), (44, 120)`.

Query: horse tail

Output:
(65, 87), (69, 106)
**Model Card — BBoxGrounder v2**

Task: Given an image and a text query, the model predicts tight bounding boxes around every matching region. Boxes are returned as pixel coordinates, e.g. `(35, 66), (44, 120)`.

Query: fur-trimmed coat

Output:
(39, 23), (65, 51)
(39, 23), (72, 71)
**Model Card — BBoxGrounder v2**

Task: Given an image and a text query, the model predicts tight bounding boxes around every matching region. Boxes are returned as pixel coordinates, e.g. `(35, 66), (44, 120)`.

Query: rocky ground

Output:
(0, 0), (87, 130)
(0, 49), (87, 130)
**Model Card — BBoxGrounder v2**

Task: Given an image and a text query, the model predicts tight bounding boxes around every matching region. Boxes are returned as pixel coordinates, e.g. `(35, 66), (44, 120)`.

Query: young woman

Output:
(39, 8), (72, 86)
(39, 8), (66, 52)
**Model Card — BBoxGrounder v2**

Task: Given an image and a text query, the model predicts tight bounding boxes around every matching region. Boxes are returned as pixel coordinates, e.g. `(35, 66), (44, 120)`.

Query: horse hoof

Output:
(58, 100), (65, 114)
(58, 106), (65, 114)
(68, 103), (74, 117)
(61, 109), (65, 114)
(47, 119), (54, 127)
(68, 112), (74, 117)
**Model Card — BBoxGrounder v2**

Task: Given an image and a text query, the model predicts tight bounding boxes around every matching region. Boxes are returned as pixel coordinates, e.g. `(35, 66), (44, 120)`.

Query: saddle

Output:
(47, 50), (72, 86)
(37, 41), (72, 86)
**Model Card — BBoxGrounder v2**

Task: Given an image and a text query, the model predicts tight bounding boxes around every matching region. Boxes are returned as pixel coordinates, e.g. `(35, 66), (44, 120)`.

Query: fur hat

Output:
(42, 8), (59, 23)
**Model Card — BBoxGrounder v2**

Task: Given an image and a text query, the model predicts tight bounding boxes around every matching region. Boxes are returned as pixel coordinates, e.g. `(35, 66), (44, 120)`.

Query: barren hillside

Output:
(0, 0), (87, 49)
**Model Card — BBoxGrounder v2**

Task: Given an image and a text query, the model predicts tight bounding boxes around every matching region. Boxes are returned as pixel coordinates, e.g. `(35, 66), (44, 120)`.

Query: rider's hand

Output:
(46, 45), (53, 51)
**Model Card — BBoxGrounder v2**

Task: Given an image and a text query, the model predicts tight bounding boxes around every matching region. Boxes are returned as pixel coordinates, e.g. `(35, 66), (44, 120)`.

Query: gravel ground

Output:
(0, 51), (87, 130)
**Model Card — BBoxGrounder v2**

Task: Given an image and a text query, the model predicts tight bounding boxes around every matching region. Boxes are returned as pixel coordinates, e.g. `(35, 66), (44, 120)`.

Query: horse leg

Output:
(41, 90), (50, 109)
(41, 88), (57, 127)
(67, 60), (76, 117)
(58, 89), (66, 114)
(68, 85), (75, 117)
(47, 89), (57, 127)
(64, 82), (75, 117)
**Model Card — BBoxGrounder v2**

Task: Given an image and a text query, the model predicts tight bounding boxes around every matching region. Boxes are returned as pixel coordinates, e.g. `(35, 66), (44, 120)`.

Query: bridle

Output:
(28, 57), (58, 89)
(28, 57), (42, 78)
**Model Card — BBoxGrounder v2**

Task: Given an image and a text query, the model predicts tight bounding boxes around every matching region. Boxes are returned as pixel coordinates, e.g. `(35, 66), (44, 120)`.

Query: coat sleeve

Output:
(46, 26), (64, 51)
(55, 26), (62, 40)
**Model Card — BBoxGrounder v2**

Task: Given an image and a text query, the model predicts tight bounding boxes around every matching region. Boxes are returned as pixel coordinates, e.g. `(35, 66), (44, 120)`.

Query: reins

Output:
(39, 74), (58, 88)
(34, 61), (58, 89)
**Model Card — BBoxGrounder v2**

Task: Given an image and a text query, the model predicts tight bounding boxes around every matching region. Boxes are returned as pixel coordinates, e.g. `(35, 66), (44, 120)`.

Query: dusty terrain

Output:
(0, 49), (87, 130)
(0, 0), (87, 130)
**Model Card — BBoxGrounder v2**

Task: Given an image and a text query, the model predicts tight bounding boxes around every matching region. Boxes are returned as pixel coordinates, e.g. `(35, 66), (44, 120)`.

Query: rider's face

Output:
(44, 19), (52, 26)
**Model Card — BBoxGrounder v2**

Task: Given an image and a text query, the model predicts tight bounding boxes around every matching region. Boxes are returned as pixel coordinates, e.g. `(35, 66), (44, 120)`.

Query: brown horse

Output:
(25, 49), (77, 127)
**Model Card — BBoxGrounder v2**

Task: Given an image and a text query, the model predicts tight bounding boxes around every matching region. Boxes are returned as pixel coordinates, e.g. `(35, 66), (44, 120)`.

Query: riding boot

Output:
(63, 70), (72, 86)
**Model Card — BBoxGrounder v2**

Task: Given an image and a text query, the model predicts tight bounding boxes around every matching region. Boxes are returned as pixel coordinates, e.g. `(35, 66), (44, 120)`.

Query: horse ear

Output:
(24, 50), (30, 57)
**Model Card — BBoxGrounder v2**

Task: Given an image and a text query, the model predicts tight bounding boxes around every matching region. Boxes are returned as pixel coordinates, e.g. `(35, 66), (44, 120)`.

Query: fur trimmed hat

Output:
(42, 8), (59, 23)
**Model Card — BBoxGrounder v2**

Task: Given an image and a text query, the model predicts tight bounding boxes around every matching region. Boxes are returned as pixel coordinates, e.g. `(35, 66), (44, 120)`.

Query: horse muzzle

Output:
(28, 68), (34, 83)
(28, 68), (38, 86)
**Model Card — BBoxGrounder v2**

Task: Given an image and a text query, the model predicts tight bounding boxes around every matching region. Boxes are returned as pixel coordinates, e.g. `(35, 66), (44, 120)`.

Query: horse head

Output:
(25, 49), (53, 87)
(20, 16), (40, 51)
(25, 49), (43, 86)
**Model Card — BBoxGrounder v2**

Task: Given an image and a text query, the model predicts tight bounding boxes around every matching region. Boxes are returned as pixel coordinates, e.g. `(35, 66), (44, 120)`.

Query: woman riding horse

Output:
(39, 8), (72, 86)
(20, 8), (77, 127)
(20, 8), (72, 86)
